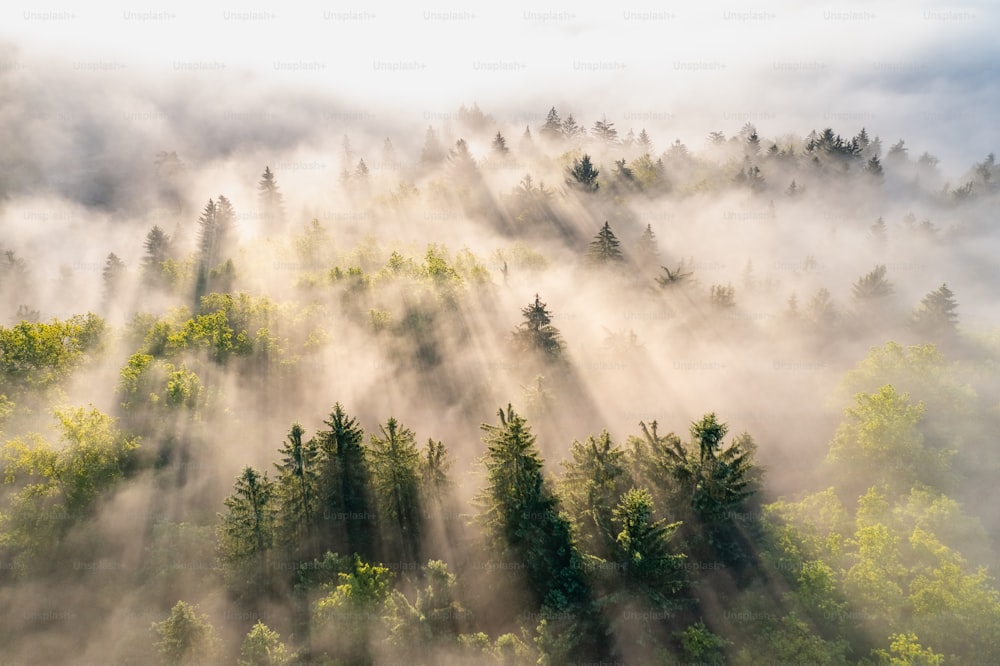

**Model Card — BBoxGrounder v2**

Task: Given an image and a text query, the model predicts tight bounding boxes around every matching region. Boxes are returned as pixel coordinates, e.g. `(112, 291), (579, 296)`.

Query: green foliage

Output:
(151, 600), (219, 665)
(676, 620), (729, 663)
(384, 559), (469, 648)
(367, 417), (423, 562)
(558, 430), (631, 559)
(0, 407), (138, 570)
(239, 620), (291, 666)
(827, 385), (953, 495)
(512, 294), (564, 361)
(567, 153), (600, 191)
(587, 221), (624, 265)
(217, 466), (276, 598)
(273, 423), (320, 553)
(0, 314), (105, 390)
(476, 405), (589, 612)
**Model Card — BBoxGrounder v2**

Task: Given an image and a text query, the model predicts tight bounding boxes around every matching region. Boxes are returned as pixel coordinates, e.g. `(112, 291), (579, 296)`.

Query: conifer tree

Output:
(314, 403), (377, 561)
(367, 417), (423, 564)
(912, 284), (959, 337)
(218, 466), (277, 600)
(257, 166), (286, 232)
(588, 221), (624, 264)
(273, 423), (320, 555)
(567, 154), (600, 192)
(512, 294), (564, 361)
(541, 106), (563, 140)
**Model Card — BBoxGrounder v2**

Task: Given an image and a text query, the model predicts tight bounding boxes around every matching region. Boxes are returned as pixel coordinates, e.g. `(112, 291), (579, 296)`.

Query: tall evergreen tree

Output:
(588, 221), (624, 265)
(273, 423), (320, 555)
(102, 252), (125, 303)
(562, 114), (584, 141)
(912, 284), (959, 338)
(476, 405), (588, 611)
(592, 115), (618, 144)
(218, 466), (277, 601)
(636, 224), (660, 270)
(257, 166), (286, 232)
(540, 106), (563, 141)
(558, 430), (632, 559)
(314, 403), (377, 560)
(512, 294), (564, 361)
(141, 225), (171, 286)
(491, 131), (510, 156)
(367, 417), (423, 564)
(567, 154), (600, 192)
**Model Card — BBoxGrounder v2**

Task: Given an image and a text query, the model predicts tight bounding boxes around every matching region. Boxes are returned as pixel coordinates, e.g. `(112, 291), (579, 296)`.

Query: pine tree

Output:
(367, 417), (423, 564)
(912, 283), (958, 337)
(512, 294), (564, 361)
(568, 154), (600, 192)
(865, 156), (884, 181)
(141, 225), (171, 286)
(152, 601), (219, 665)
(541, 106), (563, 140)
(314, 403), (377, 561)
(636, 224), (660, 270)
(491, 131), (509, 156)
(102, 252), (125, 303)
(562, 114), (584, 141)
(613, 487), (685, 595)
(257, 166), (286, 232)
(476, 405), (588, 610)
(637, 128), (653, 153)
(558, 431), (632, 559)
(869, 217), (888, 247)
(852, 264), (894, 303)
(588, 221), (624, 264)
(273, 423), (320, 555)
(217, 466), (277, 600)
(592, 115), (618, 144)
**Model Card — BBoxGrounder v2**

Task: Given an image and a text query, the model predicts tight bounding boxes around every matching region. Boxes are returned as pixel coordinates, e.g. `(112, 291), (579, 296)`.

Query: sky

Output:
(2, 0), (998, 181)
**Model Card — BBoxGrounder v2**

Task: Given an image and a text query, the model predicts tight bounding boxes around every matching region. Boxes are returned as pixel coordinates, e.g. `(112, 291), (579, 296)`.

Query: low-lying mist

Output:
(3, 42), (1000, 664)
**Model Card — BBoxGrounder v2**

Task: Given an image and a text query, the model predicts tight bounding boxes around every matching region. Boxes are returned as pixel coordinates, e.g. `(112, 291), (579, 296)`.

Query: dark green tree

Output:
(588, 221), (624, 265)
(476, 405), (588, 611)
(314, 403), (377, 561)
(567, 154), (600, 192)
(273, 423), (320, 554)
(217, 466), (276, 600)
(367, 417), (423, 564)
(613, 487), (686, 597)
(558, 430), (632, 559)
(512, 294), (564, 361)
(141, 225), (172, 286)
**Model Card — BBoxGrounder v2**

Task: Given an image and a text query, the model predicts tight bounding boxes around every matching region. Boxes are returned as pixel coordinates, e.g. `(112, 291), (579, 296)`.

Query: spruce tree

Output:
(367, 417), (423, 564)
(257, 166), (286, 232)
(541, 106), (563, 140)
(273, 423), (320, 555)
(217, 466), (277, 601)
(512, 294), (564, 361)
(314, 403), (377, 560)
(912, 283), (959, 337)
(588, 221), (624, 264)
(567, 154), (600, 192)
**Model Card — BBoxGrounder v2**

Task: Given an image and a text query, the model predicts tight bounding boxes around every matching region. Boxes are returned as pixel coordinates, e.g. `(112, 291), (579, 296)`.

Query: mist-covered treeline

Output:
(4, 103), (1000, 665)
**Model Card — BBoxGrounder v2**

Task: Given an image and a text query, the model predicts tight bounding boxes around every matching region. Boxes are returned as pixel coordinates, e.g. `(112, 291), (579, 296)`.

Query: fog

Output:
(2, 5), (1000, 665)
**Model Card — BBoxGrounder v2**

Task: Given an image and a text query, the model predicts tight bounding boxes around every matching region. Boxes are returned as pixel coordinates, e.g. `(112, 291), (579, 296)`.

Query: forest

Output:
(3, 104), (1000, 665)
